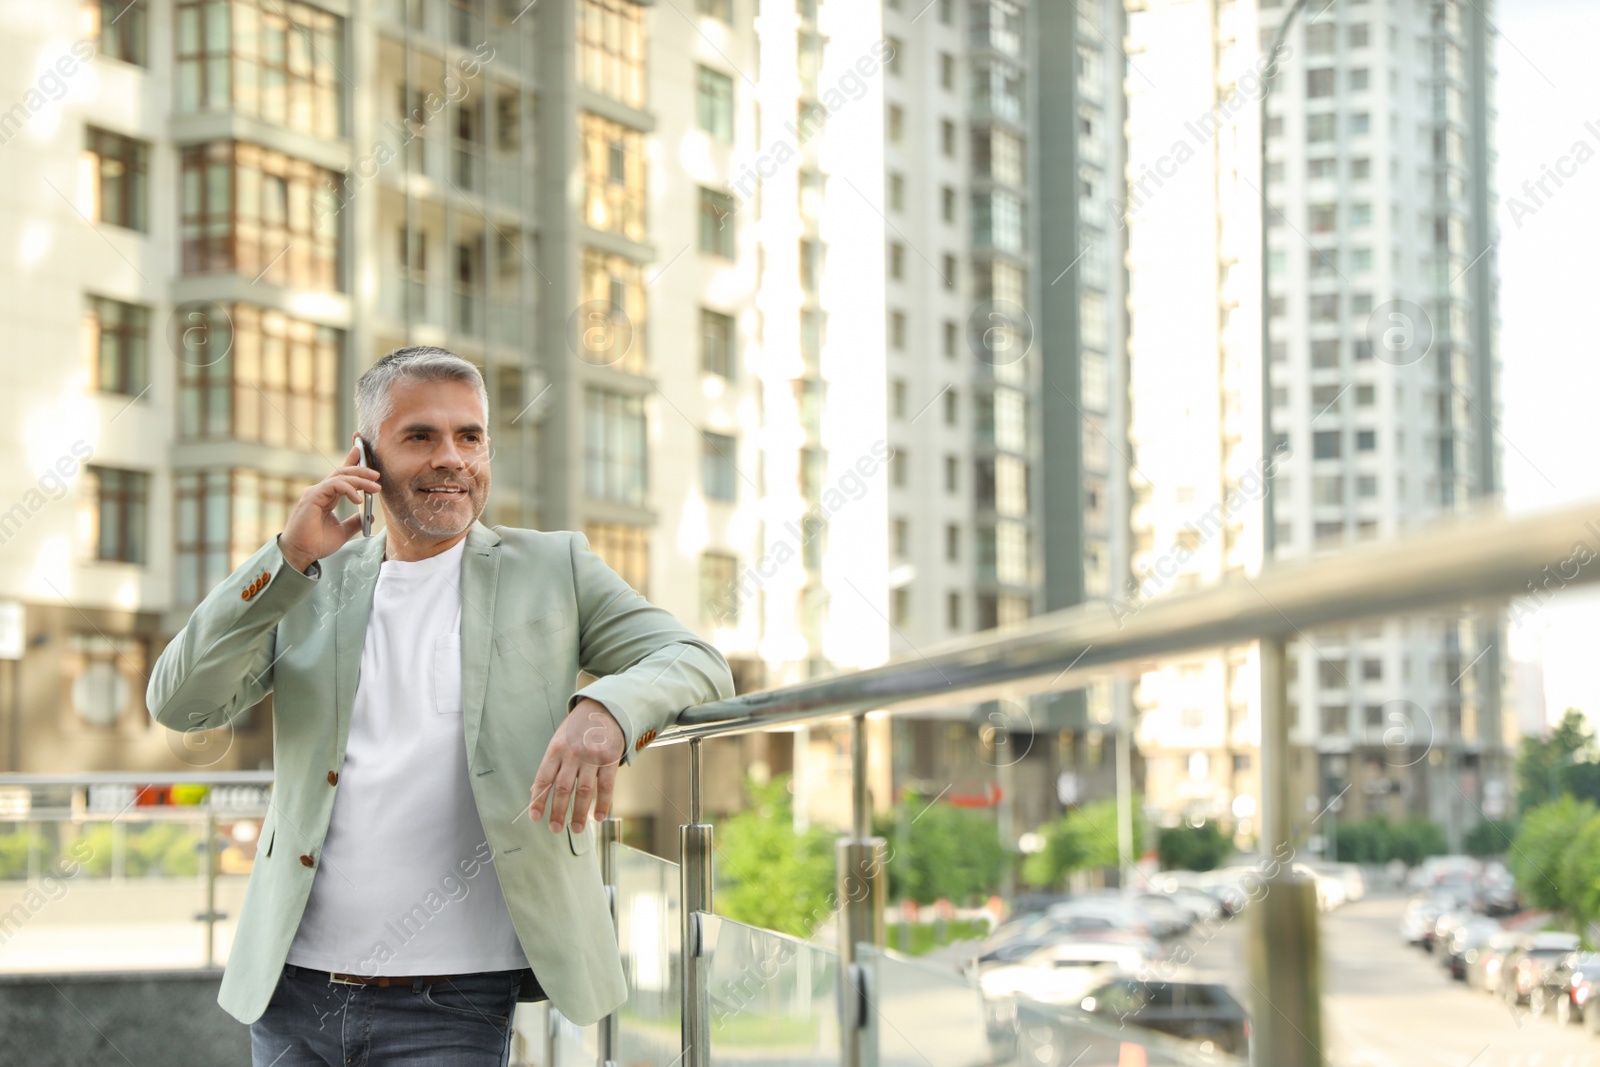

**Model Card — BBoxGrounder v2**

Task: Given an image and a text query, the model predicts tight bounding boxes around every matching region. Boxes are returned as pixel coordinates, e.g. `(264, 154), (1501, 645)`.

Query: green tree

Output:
(1157, 822), (1233, 872)
(1510, 795), (1595, 914)
(714, 775), (836, 938)
(873, 795), (1007, 906)
(1020, 798), (1144, 890)
(1516, 708), (1597, 812)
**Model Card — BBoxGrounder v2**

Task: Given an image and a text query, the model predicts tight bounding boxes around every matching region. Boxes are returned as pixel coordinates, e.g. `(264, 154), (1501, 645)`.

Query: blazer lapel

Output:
(334, 532), (386, 757)
(459, 522), (502, 757)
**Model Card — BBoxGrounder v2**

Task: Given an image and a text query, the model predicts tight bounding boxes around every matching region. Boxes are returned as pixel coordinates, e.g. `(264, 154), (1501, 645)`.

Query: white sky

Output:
(1494, 0), (1600, 727)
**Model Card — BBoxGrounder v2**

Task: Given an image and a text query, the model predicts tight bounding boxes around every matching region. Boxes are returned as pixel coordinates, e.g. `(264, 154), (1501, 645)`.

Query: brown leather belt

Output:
(327, 971), (453, 988)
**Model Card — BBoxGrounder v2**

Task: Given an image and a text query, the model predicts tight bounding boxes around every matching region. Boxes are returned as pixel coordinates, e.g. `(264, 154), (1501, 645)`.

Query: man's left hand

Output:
(529, 698), (625, 834)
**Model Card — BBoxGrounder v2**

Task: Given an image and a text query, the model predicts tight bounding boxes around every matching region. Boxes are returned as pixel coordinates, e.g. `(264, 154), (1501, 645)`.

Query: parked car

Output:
(1504, 932), (1582, 1008)
(1078, 977), (1250, 1056)
(979, 939), (1150, 1006)
(1469, 930), (1526, 994)
(1444, 919), (1503, 981)
(1536, 952), (1600, 1025)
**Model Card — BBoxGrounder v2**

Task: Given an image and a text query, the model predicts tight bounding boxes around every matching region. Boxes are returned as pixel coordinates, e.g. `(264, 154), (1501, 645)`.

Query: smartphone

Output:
(354, 436), (374, 537)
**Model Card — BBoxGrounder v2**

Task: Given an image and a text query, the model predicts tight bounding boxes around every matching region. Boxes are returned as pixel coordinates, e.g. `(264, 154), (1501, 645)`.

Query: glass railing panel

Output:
(614, 843), (682, 1067)
(856, 943), (992, 1067)
(1008, 997), (1246, 1067)
(701, 914), (839, 1067)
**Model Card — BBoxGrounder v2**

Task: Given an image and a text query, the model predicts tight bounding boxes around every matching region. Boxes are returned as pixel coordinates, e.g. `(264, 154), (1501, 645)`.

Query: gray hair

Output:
(355, 346), (489, 444)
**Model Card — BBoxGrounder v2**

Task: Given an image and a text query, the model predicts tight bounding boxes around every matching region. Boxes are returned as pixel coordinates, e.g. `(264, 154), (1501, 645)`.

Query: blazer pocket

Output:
(492, 610), (567, 660)
(567, 822), (593, 856)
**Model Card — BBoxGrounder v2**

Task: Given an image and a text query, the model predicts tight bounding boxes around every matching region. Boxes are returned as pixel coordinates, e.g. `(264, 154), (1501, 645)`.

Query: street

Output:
(1187, 894), (1600, 1066)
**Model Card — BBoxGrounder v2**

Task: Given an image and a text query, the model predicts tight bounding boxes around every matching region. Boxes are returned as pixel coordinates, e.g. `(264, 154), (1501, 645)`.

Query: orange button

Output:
(327, 771), (338, 785)
(300, 854), (315, 868)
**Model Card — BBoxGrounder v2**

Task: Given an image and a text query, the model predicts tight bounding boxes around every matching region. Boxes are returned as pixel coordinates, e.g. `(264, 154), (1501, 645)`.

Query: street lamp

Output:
(1254, 2), (1326, 1066)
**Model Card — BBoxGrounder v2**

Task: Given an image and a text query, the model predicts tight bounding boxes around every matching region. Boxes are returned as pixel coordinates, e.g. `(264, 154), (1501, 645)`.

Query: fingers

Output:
(528, 757), (556, 823)
(544, 759), (579, 833)
(570, 764), (598, 833)
(344, 439), (361, 466)
(591, 762), (619, 824)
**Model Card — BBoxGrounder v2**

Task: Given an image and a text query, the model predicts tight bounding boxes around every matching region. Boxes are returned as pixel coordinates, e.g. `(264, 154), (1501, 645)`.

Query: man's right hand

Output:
(279, 440), (381, 573)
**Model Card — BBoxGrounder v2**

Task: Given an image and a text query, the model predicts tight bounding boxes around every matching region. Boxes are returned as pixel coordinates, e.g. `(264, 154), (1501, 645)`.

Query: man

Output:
(148, 347), (734, 1066)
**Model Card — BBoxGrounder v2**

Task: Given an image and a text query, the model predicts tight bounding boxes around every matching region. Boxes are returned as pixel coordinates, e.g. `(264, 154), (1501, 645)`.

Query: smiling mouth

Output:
(418, 486), (469, 496)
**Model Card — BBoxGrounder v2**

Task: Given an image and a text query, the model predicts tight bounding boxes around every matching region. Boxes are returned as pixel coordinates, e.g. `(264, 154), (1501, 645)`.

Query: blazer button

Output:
(300, 854), (315, 867)
(327, 771), (339, 785)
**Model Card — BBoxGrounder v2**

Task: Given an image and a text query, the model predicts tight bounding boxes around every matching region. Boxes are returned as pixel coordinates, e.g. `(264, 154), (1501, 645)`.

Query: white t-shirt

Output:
(286, 538), (530, 975)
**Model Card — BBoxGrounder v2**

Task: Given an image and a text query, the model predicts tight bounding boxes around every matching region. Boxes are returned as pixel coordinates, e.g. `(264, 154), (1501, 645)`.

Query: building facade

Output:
(0, 0), (888, 857)
(1126, 0), (1507, 847)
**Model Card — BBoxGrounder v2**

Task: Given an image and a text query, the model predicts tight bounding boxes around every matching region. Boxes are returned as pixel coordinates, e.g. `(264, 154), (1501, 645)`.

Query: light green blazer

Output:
(147, 522), (735, 1026)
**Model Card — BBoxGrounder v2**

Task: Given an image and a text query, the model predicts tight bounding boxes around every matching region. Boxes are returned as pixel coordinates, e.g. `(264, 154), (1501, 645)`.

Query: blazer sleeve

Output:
(146, 536), (320, 735)
(565, 532), (735, 766)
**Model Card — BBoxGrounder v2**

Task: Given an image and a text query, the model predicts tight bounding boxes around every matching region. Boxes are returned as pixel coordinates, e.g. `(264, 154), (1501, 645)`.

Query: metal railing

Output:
(5, 498), (1597, 1066)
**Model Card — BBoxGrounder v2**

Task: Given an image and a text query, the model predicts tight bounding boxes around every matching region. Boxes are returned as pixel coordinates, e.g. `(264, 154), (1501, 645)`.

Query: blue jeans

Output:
(250, 963), (530, 1066)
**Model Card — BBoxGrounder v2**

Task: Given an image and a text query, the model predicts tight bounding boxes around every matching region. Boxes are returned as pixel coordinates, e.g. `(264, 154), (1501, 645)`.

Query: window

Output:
(585, 522), (649, 594)
(940, 52), (956, 90)
(800, 447), (826, 501)
(1306, 113), (1335, 142)
(180, 141), (341, 289)
(942, 254), (957, 289)
(696, 66), (734, 142)
(85, 0), (148, 65)
(581, 112), (646, 240)
(1349, 112), (1371, 135)
(89, 467), (148, 564)
(584, 389), (647, 506)
(1311, 384), (1343, 412)
(891, 379), (907, 418)
(1317, 658), (1347, 688)
(85, 127), (149, 232)
(972, 128), (1024, 185)
(944, 320), (958, 359)
(946, 592), (961, 629)
(942, 186), (957, 222)
(891, 449), (908, 487)
(1306, 69), (1334, 97)
(944, 388), (958, 425)
(1309, 203), (1336, 233)
(1349, 69), (1370, 91)
(941, 119), (956, 157)
(1313, 474), (1343, 506)
(885, 36), (903, 76)
(1348, 23), (1370, 48)
(887, 104), (904, 143)
(888, 172), (905, 211)
(1311, 294), (1339, 322)
(702, 432), (738, 502)
(801, 309), (825, 363)
(793, 378), (824, 435)
(1350, 248), (1373, 271)
(578, 0), (646, 107)
(891, 587), (910, 627)
(889, 310), (907, 350)
(1305, 22), (1334, 54)
(701, 308), (735, 379)
(1314, 521), (1343, 545)
(175, 0), (344, 136)
(973, 190), (1025, 253)
(892, 517), (909, 558)
(1321, 706), (1349, 734)
(175, 469), (306, 602)
(1308, 157), (1336, 179)
(939, 0), (952, 23)
(696, 0), (732, 20)
(888, 242), (905, 279)
(1356, 429), (1377, 451)
(1356, 384), (1376, 406)
(64, 634), (149, 731)
(972, 59), (1023, 123)
(177, 304), (341, 451)
(1313, 431), (1341, 459)
(1350, 202), (1373, 226)
(1361, 658), (1383, 681)
(700, 552), (739, 626)
(800, 239), (825, 293)
(86, 296), (150, 397)
(580, 248), (647, 372)
(699, 187), (736, 257)
(944, 454), (959, 493)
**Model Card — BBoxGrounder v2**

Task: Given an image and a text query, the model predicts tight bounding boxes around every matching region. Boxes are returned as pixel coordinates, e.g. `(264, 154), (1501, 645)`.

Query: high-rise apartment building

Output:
(1126, 0), (1506, 845)
(0, 0), (887, 855)
(876, 0), (1134, 838)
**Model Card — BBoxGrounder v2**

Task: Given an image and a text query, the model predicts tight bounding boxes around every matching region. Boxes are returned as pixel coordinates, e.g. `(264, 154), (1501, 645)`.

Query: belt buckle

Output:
(328, 972), (368, 986)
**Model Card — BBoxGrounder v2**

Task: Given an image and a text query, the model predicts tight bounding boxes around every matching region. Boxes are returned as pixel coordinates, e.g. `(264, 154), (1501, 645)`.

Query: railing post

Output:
(204, 806), (218, 968)
(680, 738), (712, 1067)
(838, 712), (886, 1067)
(598, 816), (622, 1067)
(1251, 636), (1323, 1066)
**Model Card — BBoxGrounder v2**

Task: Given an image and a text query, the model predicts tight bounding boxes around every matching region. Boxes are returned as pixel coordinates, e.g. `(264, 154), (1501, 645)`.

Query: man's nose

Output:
(433, 439), (465, 469)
